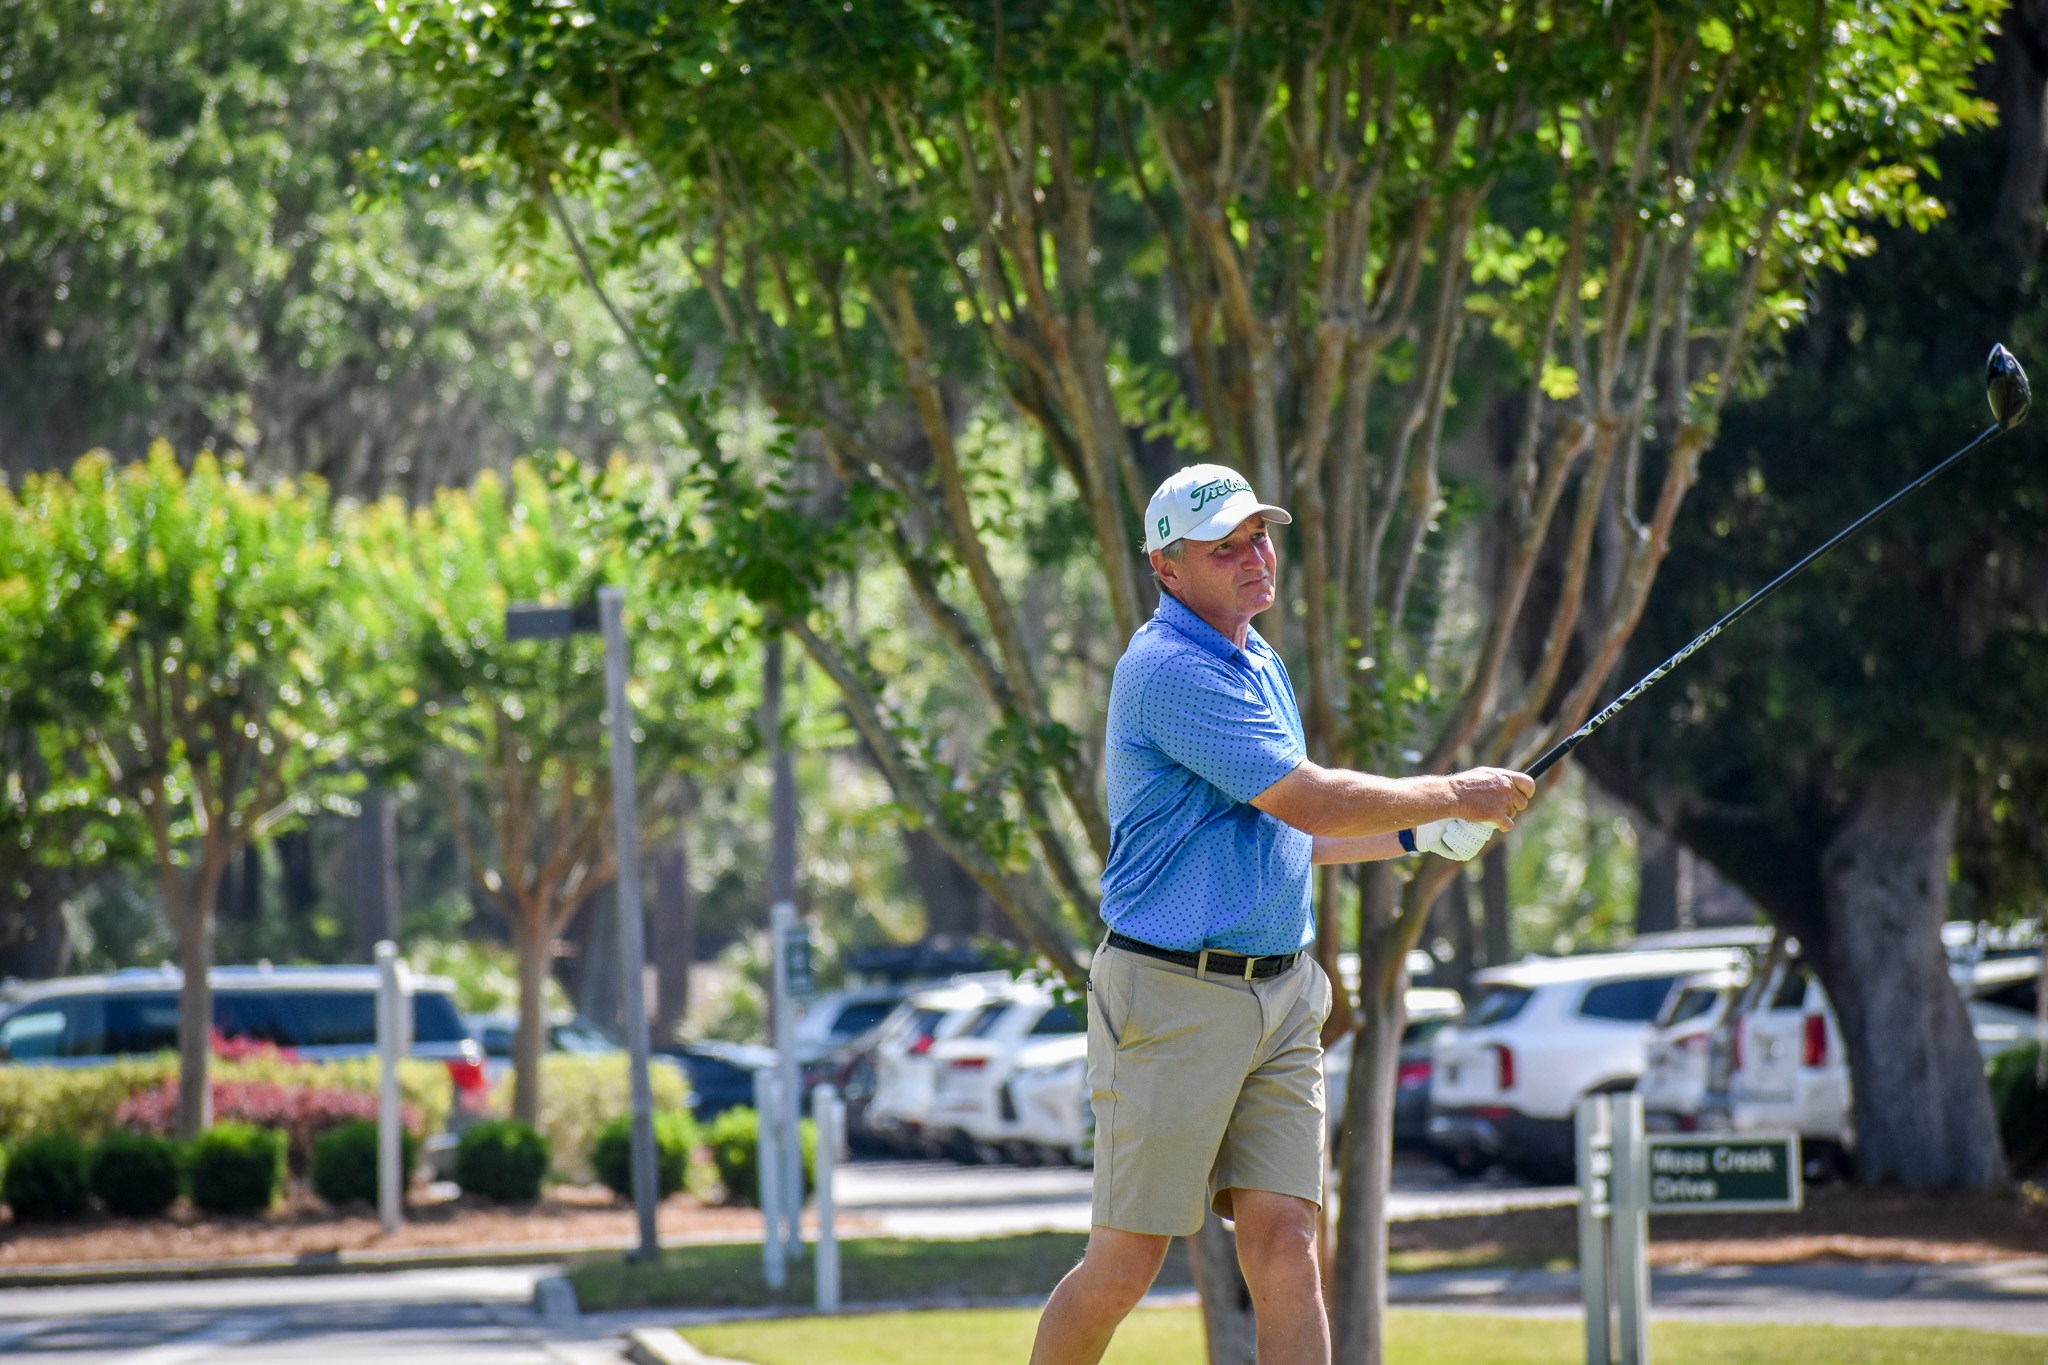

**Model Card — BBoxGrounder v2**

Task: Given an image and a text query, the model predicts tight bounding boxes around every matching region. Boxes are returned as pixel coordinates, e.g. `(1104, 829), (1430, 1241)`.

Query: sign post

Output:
(1574, 1097), (1612, 1365)
(1579, 1094), (1801, 1364)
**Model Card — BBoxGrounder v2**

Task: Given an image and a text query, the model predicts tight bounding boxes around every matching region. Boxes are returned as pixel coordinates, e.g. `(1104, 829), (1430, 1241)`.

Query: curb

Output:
(0, 1236), (695, 1290)
(627, 1326), (751, 1365)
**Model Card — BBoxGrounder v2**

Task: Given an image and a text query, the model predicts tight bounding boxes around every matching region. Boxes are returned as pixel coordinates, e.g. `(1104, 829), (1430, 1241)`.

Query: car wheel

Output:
(1434, 1144), (1492, 1178)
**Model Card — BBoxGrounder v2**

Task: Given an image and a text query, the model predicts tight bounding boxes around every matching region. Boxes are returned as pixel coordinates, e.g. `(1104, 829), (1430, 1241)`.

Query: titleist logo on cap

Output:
(1188, 477), (1251, 511)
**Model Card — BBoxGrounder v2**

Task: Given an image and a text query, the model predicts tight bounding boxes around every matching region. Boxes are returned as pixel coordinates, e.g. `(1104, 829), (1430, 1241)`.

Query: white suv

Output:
(1638, 966), (1747, 1131)
(1728, 950), (2039, 1165)
(1428, 947), (1750, 1181)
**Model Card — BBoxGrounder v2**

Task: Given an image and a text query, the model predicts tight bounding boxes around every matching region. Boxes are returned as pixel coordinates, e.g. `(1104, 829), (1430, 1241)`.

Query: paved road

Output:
(0, 1267), (627, 1364)
(837, 1152), (1575, 1237)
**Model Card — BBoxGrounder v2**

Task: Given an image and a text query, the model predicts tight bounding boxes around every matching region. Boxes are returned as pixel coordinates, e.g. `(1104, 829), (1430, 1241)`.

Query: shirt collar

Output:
(1156, 593), (1273, 666)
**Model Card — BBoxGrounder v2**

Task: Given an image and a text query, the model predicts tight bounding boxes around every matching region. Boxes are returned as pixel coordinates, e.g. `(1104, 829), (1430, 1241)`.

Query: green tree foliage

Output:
(5, 448), (388, 1139)
(0, 0), (659, 492)
(376, 0), (1997, 1348)
(354, 461), (754, 1127)
(1584, 26), (2048, 1187)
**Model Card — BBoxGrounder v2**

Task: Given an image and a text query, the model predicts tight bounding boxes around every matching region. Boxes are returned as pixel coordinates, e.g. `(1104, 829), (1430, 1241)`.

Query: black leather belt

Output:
(1106, 931), (1302, 981)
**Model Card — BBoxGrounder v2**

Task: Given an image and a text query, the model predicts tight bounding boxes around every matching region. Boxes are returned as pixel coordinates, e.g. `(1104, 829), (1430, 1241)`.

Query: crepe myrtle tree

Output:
(7, 447), (384, 1140)
(378, 0), (1993, 1357)
(353, 460), (753, 1127)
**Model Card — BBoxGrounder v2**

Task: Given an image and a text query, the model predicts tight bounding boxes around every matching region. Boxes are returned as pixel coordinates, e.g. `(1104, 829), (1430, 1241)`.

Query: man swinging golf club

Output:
(1030, 464), (1534, 1365)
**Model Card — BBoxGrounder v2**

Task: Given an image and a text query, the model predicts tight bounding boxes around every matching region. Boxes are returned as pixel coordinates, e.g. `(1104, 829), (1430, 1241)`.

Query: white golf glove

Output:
(1413, 818), (1492, 862)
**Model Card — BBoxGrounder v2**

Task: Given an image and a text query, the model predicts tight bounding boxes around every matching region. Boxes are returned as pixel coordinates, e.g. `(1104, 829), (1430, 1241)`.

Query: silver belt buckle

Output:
(1243, 955), (1256, 982)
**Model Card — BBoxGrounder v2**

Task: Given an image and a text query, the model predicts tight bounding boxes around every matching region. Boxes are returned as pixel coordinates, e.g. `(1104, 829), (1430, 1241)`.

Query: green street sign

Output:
(1644, 1135), (1802, 1213)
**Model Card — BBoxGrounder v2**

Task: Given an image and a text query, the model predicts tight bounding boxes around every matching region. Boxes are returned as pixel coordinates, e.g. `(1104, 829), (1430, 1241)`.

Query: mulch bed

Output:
(0, 1183), (866, 1270)
(1390, 1180), (2048, 1268)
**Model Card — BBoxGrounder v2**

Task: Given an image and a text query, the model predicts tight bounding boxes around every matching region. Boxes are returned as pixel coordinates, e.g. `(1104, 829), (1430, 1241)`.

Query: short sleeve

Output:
(1137, 655), (1303, 805)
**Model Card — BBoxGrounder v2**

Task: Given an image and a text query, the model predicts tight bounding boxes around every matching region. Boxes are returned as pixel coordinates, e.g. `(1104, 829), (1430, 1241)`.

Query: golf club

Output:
(1521, 342), (2031, 782)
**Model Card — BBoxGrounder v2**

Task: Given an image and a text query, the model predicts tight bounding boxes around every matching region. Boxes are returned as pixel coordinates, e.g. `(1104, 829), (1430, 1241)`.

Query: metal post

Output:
(374, 941), (409, 1235)
(770, 897), (805, 1260)
(1575, 1094), (1614, 1365)
(598, 586), (661, 1264)
(812, 1082), (842, 1313)
(754, 1067), (787, 1289)
(1610, 1093), (1652, 1365)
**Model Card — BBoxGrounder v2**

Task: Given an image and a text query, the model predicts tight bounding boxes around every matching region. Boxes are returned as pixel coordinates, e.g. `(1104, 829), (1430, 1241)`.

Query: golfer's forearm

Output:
(1252, 761), (1460, 838)
(1310, 831), (1409, 865)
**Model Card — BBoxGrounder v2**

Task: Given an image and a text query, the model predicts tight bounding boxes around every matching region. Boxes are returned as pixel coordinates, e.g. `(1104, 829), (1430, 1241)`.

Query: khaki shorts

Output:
(1086, 942), (1332, 1236)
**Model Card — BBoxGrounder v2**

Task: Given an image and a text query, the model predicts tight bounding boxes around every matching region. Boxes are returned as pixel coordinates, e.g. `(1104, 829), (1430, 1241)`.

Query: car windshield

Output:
(1400, 1015), (1455, 1046)
(1578, 975), (1683, 1023)
(1464, 986), (1533, 1028)
(829, 1001), (900, 1039)
(1655, 984), (1723, 1030)
(962, 1001), (1013, 1039)
(1027, 1001), (1083, 1036)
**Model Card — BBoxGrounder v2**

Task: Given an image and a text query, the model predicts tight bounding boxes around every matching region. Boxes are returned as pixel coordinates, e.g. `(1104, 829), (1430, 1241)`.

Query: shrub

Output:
(0, 1057), (450, 1150)
(453, 1119), (549, 1203)
(484, 1054), (692, 1181)
(89, 1132), (184, 1217)
(705, 1106), (815, 1207)
(1991, 1043), (2048, 1178)
(590, 1112), (697, 1202)
(189, 1123), (286, 1215)
(118, 1079), (422, 1175)
(311, 1119), (421, 1208)
(4, 1133), (90, 1221)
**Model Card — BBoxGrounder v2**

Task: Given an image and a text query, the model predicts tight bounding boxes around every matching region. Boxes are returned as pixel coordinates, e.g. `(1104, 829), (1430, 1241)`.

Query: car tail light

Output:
(1396, 1060), (1431, 1091)
(1803, 1013), (1828, 1068)
(1491, 1044), (1515, 1091)
(446, 1055), (490, 1106)
(909, 1035), (934, 1056)
(950, 1057), (987, 1071)
(1674, 1032), (1708, 1055)
(1732, 1017), (1745, 1071)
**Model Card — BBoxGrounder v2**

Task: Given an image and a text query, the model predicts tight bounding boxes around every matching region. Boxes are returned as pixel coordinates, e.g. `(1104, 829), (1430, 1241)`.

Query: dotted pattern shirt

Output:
(1099, 593), (1314, 956)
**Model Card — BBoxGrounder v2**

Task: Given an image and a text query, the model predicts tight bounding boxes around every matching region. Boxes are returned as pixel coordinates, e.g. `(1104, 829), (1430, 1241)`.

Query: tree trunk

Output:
(171, 850), (228, 1141)
(1432, 872), (1477, 995)
(1635, 822), (1682, 936)
(1328, 929), (1405, 1365)
(900, 825), (984, 938)
(1480, 844), (1511, 968)
(353, 787), (402, 956)
(1189, 1211), (1257, 1365)
(1813, 766), (2003, 1187)
(653, 838), (695, 1044)
(576, 884), (623, 1039)
(513, 905), (551, 1127)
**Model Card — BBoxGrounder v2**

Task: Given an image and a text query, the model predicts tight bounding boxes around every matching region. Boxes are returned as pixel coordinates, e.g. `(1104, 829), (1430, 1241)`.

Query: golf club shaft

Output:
(1523, 419), (2006, 781)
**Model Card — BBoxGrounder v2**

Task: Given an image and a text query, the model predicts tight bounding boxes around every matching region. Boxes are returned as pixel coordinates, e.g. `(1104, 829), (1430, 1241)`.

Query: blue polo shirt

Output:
(1099, 594), (1314, 956)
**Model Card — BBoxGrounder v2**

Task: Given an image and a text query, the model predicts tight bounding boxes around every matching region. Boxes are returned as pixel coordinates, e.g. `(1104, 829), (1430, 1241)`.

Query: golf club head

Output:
(1987, 343), (2030, 431)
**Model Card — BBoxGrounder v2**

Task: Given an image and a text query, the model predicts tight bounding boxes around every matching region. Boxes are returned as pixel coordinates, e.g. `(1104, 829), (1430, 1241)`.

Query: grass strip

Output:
(686, 1305), (2048, 1365)
(568, 1232), (1564, 1312)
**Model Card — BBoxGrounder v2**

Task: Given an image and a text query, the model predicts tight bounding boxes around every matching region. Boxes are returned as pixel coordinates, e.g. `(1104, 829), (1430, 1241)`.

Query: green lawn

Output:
(569, 1232), (1562, 1313)
(685, 1306), (2048, 1365)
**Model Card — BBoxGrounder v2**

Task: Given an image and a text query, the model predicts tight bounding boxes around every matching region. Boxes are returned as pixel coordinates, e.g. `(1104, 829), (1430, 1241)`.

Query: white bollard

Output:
(754, 1068), (787, 1289)
(811, 1082), (842, 1313)
(374, 941), (410, 1235)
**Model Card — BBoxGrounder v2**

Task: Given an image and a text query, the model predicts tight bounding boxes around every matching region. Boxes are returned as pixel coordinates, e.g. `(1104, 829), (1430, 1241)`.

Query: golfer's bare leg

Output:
(1029, 1225), (1171, 1365)
(1230, 1189), (1330, 1365)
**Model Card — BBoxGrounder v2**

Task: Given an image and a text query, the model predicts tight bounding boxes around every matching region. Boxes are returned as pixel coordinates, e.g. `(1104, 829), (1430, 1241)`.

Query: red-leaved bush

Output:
(117, 1081), (421, 1174)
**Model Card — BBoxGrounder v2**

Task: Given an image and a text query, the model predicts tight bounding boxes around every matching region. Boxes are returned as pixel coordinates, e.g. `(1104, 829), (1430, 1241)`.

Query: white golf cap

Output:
(1142, 463), (1292, 554)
